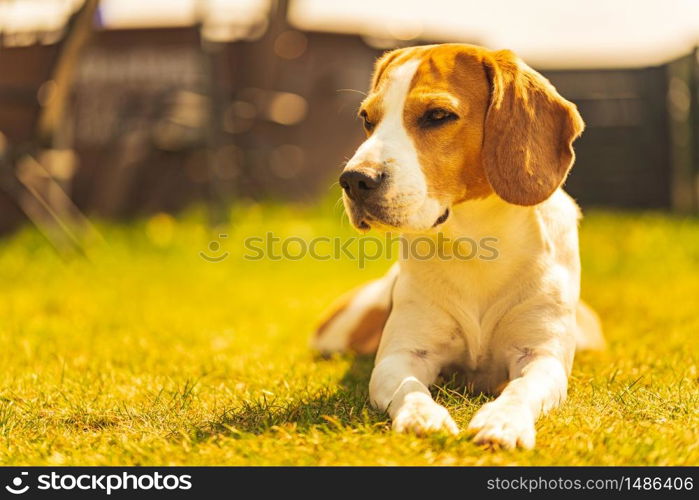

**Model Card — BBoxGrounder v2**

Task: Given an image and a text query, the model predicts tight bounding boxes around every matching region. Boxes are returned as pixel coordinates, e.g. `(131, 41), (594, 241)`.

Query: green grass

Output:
(0, 199), (697, 465)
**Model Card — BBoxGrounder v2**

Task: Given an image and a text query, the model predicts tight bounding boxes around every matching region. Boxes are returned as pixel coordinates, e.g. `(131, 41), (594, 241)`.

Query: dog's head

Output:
(339, 44), (584, 232)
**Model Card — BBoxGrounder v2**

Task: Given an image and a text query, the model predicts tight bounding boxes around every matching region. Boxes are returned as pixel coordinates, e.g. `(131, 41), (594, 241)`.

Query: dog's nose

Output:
(339, 170), (383, 201)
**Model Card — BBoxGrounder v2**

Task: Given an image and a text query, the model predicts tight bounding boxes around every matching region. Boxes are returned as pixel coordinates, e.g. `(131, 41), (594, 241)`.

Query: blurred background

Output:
(1, 1), (699, 466)
(1, 0), (699, 248)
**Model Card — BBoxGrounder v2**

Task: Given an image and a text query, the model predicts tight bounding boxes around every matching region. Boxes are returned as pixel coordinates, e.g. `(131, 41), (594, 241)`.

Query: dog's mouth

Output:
(357, 208), (405, 231)
(344, 191), (450, 232)
(357, 212), (383, 231)
(354, 207), (450, 231)
(351, 204), (392, 230)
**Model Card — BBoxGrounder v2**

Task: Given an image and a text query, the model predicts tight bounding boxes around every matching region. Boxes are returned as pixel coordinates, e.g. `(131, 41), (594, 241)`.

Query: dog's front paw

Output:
(467, 400), (536, 449)
(392, 393), (459, 436)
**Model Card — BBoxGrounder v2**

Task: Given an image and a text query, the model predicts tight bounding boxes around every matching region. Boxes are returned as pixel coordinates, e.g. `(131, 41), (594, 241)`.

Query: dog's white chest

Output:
(399, 196), (558, 393)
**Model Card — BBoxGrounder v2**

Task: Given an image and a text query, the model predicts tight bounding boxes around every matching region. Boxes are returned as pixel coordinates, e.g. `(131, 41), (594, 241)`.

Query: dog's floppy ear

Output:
(482, 50), (584, 206)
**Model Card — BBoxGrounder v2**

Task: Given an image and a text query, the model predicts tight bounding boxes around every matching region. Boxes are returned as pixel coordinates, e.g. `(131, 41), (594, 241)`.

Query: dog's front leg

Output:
(368, 296), (460, 435)
(467, 348), (571, 449)
(370, 351), (458, 435)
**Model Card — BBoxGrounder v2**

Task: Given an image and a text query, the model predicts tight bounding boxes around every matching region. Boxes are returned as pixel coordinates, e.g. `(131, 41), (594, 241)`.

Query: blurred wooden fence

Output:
(1, 4), (698, 235)
(545, 52), (699, 211)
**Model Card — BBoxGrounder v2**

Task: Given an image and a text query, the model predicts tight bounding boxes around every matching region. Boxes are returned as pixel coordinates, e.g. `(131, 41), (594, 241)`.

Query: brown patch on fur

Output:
(347, 306), (390, 354)
(314, 288), (391, 355)
(402, 45), (494, 204)
(493, 379), (509, 396)
(356, 93), (384, 137)
(481, 50), (585, 206)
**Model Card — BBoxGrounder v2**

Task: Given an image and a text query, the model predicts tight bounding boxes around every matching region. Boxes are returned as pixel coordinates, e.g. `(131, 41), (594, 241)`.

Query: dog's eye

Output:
(359, 110), (374, 132)
(419, 108), (458, 128)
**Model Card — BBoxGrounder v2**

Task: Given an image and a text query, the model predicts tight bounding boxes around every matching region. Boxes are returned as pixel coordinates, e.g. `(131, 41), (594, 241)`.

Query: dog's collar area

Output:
(433, 208), (450, 227)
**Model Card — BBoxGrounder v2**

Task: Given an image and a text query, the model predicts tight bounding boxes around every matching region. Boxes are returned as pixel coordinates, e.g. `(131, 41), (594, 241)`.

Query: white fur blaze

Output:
(344, 58), (444, 231)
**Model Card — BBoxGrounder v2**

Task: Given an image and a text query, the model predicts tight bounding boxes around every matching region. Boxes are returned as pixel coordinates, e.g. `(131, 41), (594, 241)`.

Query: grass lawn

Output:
(0, 199), (697, 466)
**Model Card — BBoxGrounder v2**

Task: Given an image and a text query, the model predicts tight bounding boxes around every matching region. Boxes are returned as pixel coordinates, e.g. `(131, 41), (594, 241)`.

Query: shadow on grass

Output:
(193, 356), (387, 440)
(190, 356), (491, 443)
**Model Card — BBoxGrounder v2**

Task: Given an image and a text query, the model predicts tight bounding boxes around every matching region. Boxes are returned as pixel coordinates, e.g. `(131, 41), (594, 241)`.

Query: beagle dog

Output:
(313, 44), (604, 449)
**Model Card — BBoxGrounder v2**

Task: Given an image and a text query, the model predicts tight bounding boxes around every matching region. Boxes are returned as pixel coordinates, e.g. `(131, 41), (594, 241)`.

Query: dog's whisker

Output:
(336, 88), (367, 97)
(334, 196), (345, 213)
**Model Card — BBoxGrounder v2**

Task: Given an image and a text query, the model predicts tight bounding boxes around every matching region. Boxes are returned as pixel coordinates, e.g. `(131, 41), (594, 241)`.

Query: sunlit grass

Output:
(0, 199), (697, 465)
